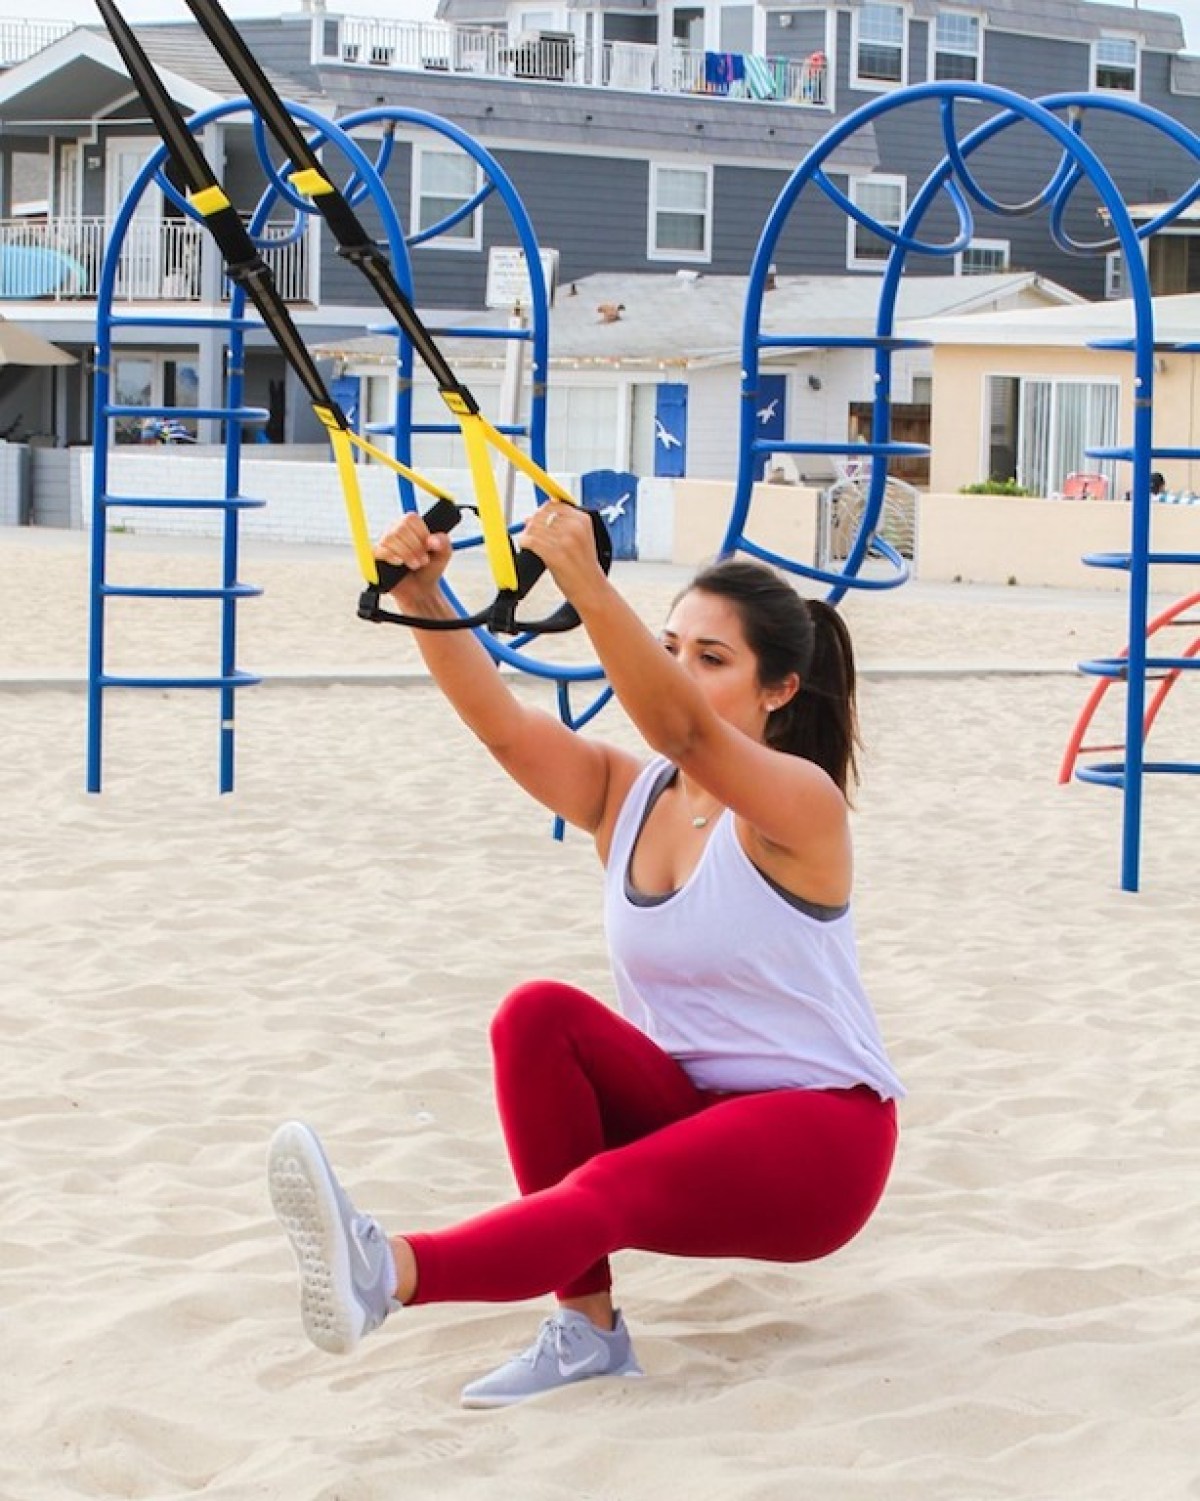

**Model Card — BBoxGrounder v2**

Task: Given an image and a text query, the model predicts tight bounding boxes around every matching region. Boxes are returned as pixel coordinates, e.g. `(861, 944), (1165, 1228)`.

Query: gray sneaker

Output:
(460, 1309), (644, 1408)
(267, 1120), (398, 1356)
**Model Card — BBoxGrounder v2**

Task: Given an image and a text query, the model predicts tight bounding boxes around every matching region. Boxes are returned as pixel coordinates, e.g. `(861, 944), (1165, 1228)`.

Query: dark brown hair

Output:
(685, 558), (861, 797)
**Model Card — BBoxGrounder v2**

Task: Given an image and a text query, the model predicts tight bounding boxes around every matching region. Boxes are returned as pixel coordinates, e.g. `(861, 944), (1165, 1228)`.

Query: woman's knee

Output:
(489, 978), (597, 1056)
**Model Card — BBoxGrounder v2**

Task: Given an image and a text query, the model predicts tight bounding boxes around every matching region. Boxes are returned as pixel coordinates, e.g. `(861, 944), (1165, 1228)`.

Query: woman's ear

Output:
(763, 672), (801, 713)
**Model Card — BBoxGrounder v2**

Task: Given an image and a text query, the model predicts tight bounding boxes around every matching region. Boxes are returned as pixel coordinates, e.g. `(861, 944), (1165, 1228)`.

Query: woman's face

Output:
(661, 588), (779, 739)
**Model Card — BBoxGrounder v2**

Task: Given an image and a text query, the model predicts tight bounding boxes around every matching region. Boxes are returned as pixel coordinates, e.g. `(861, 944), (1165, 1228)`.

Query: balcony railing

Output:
(319, 16), (828, 106)
(0, 216), (314, 303)
(0, 18), (75, 66)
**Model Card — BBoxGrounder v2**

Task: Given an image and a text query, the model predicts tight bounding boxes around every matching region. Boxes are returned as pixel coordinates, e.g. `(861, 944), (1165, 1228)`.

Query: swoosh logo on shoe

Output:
(348, 1220), (379, 1287)
(557, 1350), (604, 1378)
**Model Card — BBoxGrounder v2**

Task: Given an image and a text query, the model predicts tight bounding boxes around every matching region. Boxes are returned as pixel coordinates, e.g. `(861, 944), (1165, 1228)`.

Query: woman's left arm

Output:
(521, 505), (848, 859)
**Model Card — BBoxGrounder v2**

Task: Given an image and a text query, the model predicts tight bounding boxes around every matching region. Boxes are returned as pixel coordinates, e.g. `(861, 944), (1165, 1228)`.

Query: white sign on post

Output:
(486, 246), (559, 309)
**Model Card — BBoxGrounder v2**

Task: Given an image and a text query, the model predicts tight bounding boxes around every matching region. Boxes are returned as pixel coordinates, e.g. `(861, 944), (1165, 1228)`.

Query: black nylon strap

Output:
(93, 0), (348, 428)
(180, 0), (467, 399)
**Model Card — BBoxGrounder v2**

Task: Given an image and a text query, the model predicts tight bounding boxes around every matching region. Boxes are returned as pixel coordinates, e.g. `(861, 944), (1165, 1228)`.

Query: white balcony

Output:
(0, 216), (315, 304)
(0, 18), (75, 67)
(318, 16), (828, 106)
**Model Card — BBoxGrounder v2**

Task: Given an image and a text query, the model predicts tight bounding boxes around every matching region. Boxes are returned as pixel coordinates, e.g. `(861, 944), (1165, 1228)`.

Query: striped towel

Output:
(743, 53), (778, 99)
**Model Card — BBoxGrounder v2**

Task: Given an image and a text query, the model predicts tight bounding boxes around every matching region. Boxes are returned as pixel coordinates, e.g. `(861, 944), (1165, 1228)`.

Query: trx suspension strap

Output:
(92, 0), (459, 588)
(96, 1), (606, 634)
(177, 0), (592, 618)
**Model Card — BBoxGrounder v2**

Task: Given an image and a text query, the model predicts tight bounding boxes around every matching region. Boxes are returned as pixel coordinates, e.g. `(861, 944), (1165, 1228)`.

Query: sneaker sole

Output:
(267, 1121), (363, 1356)
(461, 1365), (644, 1409)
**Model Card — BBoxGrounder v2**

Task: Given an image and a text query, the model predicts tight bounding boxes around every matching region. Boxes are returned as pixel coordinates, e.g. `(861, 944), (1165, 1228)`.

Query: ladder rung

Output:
(100, 583), (264, 600)
(103, 403), (268, 422)
(100, 494), (267, 511)
(97, 670), (262, 690)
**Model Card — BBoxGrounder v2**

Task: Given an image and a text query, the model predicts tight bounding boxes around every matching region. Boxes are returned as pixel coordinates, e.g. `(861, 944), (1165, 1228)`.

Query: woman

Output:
(267, 500), (903, 1407)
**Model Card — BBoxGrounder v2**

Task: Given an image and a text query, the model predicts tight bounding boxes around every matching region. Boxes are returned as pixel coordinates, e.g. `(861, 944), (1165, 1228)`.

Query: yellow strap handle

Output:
(320, 392), (579, 597)
(313, 405), (458, 585)
(314, 407), (379, 584)
(439, 392), (517, 592)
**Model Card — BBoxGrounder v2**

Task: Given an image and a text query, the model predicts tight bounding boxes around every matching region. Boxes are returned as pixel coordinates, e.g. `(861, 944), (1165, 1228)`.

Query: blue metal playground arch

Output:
(87, 96), (613, 799)
(727, 81), (1200, 891)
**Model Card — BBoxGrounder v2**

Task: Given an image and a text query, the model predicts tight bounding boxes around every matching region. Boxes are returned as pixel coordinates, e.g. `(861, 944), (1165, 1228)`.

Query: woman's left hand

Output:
(519, 501), (606, 604)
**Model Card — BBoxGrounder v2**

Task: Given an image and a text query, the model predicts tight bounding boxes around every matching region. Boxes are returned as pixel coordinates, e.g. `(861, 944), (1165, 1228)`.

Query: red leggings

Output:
(406, 980), (898, 1305)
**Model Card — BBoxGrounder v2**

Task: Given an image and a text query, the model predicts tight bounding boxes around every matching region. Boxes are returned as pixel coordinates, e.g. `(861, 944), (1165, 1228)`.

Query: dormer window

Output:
(853, 3), (906, 88)
(1094, 35), (1138, 93)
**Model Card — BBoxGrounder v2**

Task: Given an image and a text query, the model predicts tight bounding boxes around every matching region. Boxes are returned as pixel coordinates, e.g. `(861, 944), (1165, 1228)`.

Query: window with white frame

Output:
(933, 10), (980, 81)
(985, 374), (1119, 496)
(956, 238), (1009, 275)
(853, 3), (906, 87)
(847, 175), (905, 269)
(1093, 35), (1138, 92)
(648, 163), (712, 262)
(544, 384), (621, 473)
(413, 148), (483, 249)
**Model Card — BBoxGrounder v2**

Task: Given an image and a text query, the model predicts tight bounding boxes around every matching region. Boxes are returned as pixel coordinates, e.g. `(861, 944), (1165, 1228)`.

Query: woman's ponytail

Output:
(772, 599), (860, 799)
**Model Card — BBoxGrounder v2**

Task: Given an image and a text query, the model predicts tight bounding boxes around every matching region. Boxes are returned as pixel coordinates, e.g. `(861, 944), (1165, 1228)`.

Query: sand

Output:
(1, 526), (1198, 1501)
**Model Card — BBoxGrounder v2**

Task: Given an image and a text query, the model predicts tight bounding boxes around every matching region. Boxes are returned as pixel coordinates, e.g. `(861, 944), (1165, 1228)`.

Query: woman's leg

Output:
(405, 1084), (898, 1307)
(476, 979), (715, 1301)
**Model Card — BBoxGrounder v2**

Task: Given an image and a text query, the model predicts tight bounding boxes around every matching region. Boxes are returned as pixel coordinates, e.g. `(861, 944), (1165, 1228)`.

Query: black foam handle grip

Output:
(371, 497), (462, 593)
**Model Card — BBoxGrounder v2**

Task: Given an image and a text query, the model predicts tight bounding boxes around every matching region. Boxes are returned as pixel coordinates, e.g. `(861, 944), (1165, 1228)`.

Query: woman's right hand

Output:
(374, 513), (453, 599)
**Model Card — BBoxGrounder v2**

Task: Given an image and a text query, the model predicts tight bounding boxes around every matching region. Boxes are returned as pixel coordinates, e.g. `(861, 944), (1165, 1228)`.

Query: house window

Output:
(649, 163), (712, 262)
(985, 375), (1119, 496)
(847, 175), (905, 269)
(544, 384), (622, 473)
(933, 11), (980, 81)
(111, 353), (199, 443)
(1093, 35), (1138, 92)
(1147, 231), (1200, 293)
(413, 148), (483, 249)
(956, 238), (1010, 275)
(853, 3), (906, 88)
(1105, 250), (1126, 299)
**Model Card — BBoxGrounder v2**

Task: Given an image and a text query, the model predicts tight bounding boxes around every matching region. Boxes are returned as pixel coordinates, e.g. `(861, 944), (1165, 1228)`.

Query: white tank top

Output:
(604, 757), (905, 1100)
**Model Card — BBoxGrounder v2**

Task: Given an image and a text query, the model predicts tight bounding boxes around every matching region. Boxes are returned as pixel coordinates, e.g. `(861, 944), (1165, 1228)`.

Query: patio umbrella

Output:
(0, 316), (75, 367)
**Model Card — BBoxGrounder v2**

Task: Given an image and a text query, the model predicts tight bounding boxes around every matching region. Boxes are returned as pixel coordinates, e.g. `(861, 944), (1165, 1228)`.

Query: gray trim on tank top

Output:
(623, 763), (848, 922)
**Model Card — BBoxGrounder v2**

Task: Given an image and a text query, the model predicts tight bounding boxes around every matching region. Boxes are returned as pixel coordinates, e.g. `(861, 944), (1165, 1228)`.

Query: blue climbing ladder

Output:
(86, 131), (272, 794)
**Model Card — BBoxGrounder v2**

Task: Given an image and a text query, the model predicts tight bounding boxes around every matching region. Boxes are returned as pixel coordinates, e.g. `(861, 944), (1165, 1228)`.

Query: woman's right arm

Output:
(376, 514), (638, 840)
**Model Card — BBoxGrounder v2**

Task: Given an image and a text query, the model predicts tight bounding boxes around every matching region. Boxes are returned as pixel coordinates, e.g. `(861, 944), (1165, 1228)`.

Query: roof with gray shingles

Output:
(315, 269), (1081, 368)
